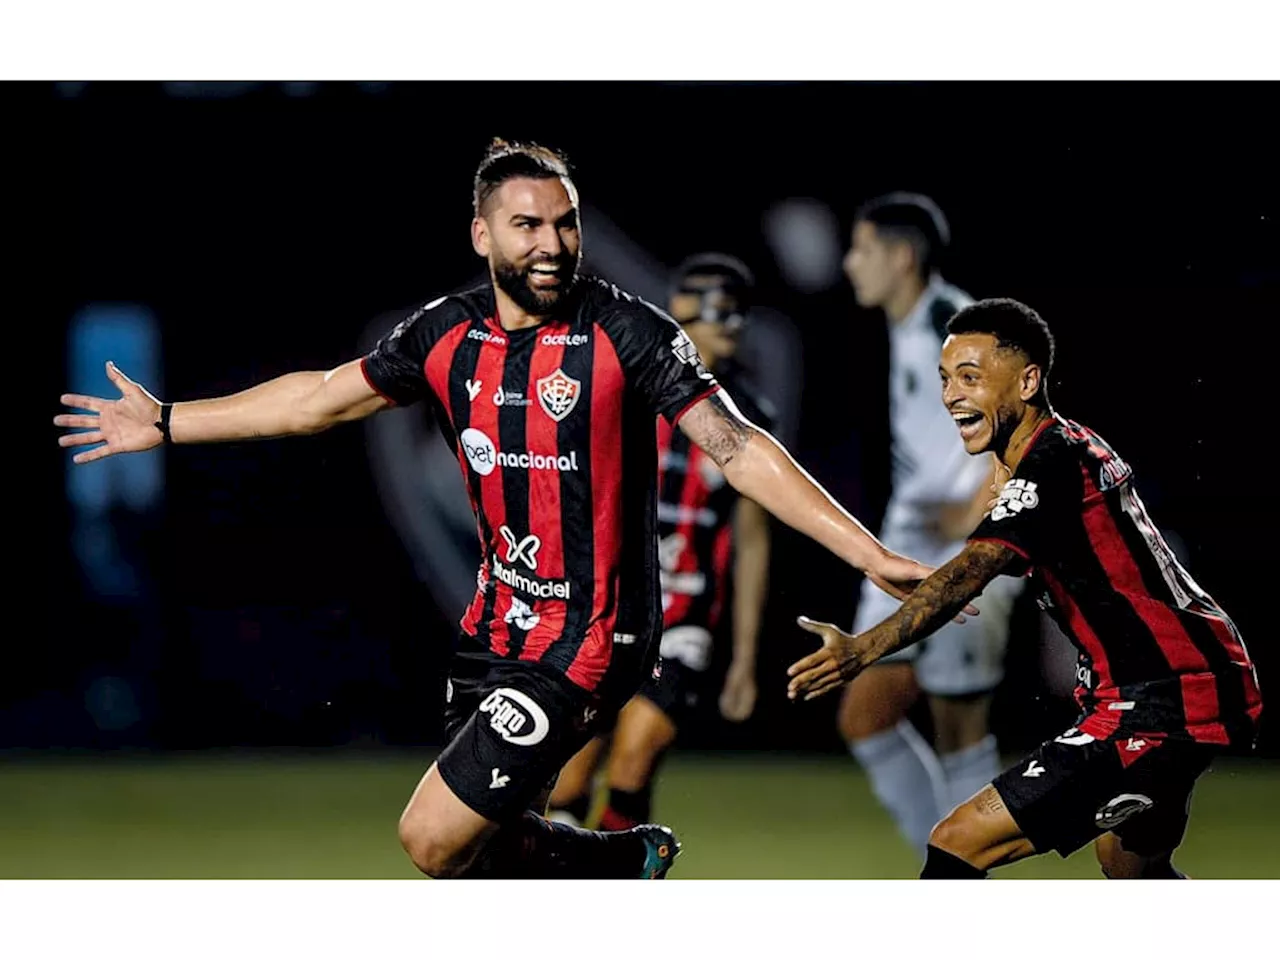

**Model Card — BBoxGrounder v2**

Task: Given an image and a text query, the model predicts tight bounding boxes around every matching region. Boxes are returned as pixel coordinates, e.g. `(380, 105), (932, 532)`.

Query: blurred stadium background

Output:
(14, 80), (1279, 879)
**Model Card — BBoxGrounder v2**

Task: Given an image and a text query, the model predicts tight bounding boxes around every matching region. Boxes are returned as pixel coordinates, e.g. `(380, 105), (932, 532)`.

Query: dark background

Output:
(16, 80), (1279, 759)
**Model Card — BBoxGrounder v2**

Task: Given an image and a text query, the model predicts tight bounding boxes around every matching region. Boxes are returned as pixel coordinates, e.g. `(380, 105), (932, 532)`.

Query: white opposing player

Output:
(839, 193), (1025, 857)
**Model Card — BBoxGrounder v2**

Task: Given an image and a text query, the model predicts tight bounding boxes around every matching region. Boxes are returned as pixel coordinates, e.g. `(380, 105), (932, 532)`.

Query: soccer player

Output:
(838, 193), (1025, 855)
(56, 138), (944, 880)
(787, 298), (1263, 879)
(546, 253), (775, 831)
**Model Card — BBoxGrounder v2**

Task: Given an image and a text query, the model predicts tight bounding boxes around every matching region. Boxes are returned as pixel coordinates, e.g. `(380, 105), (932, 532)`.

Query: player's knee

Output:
(837, 687), (882, 742)
(928, 807), (976, 859)
(1095, 833), (1167, 879)
(398, 810), (469, 878)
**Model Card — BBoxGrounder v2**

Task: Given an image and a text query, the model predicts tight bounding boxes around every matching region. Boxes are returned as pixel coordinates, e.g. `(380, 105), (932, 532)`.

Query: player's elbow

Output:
(720, 429), (777, 494)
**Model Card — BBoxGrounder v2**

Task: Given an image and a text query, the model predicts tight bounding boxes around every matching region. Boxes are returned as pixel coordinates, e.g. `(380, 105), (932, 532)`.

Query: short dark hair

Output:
(853, 192), (950, 278)
(473, 138), (572, 217)
(946, 298), (1056, 406)
(669, 251), (755, 305)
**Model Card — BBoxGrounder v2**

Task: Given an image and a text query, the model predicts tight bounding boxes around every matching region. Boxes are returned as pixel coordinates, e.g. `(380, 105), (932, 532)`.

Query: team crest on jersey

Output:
(536, 368), (582, 422)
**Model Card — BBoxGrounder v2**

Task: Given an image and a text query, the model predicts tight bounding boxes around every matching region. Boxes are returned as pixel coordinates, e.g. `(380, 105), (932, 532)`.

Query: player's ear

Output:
(471, 215), (490, 258)
(1019, 363), (1042, 402)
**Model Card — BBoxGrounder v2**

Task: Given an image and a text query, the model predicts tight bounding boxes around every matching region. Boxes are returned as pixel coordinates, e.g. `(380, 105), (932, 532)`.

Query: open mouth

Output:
(952, 411), (984, 441)
(528, 262), (564, 289)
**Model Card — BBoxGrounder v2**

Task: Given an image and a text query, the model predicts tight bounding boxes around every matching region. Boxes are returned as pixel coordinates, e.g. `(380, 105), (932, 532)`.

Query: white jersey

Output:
(880, 276), (990, 566)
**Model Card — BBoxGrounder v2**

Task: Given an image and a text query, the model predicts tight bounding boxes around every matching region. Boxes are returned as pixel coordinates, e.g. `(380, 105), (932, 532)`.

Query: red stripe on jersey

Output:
(566, 332), (625, 689)
(1078, 468), (1227, 742)
(468, 333), (512, 656)
(656, 417), (674, 485)
(662, 449), (704, 627)
(1203, 614), (1264, 727)
(424, 322), (471, 423)
(423, 324), (490, 638)
(1040, 566), (1120, 711)
(707, 521), (734, 629)
(517, 334), (569, 662)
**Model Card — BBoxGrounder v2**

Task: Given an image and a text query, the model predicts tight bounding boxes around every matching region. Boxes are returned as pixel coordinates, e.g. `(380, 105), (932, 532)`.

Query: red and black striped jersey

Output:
(657, 373), (774, 632)
(359, 277), (720, 693)
(970, 415), (1262, 749)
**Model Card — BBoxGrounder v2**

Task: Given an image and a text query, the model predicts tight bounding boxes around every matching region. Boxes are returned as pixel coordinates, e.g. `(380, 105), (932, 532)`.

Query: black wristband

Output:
(154, 402), (173, 444)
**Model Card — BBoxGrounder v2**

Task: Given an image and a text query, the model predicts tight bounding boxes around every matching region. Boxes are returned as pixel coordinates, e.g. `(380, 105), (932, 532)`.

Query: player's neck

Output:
(1000, 409), (1053, 473)
(493, 286), (553, 331)
(884, 275), (928, 325)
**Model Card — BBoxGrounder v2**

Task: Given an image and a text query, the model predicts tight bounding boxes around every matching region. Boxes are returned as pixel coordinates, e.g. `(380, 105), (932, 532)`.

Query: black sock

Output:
(599, 785), (652, 830)
(463, 811), (647, 878)
(552, 792), (592, 825)
(920, 844), (987, 879)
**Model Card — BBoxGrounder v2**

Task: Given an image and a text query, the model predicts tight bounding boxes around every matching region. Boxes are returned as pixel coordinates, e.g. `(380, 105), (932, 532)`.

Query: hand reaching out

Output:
(54, 362), (164, 464)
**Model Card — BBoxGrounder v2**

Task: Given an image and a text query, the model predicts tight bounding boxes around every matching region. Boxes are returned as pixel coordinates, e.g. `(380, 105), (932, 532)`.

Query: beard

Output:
(990, 401), (1023, 455)
(493, 252), (579, 317)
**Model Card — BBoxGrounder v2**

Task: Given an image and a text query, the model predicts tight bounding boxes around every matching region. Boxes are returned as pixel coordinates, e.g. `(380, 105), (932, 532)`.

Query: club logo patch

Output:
(536, 368), (582, 422)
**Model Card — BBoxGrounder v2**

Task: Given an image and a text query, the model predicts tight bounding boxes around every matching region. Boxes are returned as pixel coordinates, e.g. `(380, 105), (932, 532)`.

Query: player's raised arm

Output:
(56, 358), (388, 464)
(786, 539), (1021, 701)
(676, 390), (953, 604)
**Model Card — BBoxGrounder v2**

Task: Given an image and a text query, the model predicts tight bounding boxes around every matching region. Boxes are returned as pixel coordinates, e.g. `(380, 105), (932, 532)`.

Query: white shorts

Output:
(852, 572), (1024, 697)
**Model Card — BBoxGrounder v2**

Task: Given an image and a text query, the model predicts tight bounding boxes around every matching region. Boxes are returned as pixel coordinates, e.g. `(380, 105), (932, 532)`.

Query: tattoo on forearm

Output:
(875, 541), (1016, 657)
(698, 393), (753, 467)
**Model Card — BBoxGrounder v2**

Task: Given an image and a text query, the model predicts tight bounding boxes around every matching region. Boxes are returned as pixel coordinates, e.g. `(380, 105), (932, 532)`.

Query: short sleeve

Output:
(969, 436), (1078, 572)
(361, 296), (460, 407)
(598, 299), (719, 423)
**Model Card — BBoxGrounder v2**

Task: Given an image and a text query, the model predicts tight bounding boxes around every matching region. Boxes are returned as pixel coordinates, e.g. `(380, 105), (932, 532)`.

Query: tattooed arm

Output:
(786, 540), (1021, 701)
(676, 391), (943, 599)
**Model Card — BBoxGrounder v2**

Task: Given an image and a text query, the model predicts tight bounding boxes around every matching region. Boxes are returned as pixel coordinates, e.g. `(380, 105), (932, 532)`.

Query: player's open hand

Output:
(719, 659), (757, 722)
(786, 616), (869, 701)
(54, 361), (164, 464)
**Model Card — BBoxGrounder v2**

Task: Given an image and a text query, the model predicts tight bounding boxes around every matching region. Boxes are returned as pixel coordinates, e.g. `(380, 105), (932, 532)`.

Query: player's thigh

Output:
(428, 659), (609, 835)
(1102, 740), (1215, 860)
(398, 760), (499, 869)
(837, 661), (921, 740)
(930, 783), (1034, 869)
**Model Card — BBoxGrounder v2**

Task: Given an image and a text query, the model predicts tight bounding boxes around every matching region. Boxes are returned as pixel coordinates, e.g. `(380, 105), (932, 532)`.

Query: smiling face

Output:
(471, 175), (582, 317)
(939, 332), (1043, 457)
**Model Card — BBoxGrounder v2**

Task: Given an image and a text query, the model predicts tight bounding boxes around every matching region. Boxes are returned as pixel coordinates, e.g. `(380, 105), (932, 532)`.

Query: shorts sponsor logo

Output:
(479, 687), (551, 746)
(1095, 793), (1154, 829)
